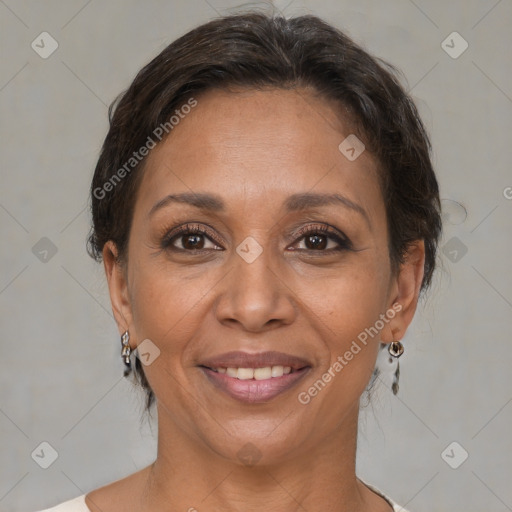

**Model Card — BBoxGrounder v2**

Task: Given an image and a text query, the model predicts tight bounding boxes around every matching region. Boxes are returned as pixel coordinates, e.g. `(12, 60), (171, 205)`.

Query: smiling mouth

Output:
(198, 365), (311, 403)
(200, 365), (305, 380)
(197, 350), (312, 402)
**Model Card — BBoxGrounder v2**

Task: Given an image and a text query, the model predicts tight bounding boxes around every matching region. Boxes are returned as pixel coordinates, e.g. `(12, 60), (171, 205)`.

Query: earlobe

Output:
(102, 241), (134, 340)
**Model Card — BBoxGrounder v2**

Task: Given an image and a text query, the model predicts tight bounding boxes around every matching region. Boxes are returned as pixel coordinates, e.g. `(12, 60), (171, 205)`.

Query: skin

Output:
(87, 87), (425, 512)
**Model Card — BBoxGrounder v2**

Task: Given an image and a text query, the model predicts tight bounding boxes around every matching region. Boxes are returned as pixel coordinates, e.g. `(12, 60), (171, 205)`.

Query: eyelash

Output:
(293, 224), (352, 252)
(161, 222), (352, 253)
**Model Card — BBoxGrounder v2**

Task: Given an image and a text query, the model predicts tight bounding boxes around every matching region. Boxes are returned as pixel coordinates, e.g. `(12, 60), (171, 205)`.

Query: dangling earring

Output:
(121, 331), (132, 377)
(388, 340), (404, 358)
(388, 340), (404, 395)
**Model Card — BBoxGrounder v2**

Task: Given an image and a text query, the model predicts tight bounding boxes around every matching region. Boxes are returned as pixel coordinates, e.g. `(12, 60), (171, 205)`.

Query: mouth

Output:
(198, 351), (312, 403)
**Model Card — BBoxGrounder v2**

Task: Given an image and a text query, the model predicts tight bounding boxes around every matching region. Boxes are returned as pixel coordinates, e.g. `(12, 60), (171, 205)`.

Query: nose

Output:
(213, 244), (297, 332)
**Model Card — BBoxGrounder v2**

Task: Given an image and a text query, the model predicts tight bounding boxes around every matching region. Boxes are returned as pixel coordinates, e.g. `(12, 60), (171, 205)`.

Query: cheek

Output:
(301, 259), (389, 338)
(127, 264), (204, 408)
(128, 261), (207, 348)
(292, 267), (388, 436)
(296, 259), (388, 394)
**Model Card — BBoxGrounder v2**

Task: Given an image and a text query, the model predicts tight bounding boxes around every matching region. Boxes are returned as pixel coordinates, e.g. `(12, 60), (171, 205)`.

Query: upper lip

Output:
(199, 351), (311, 370)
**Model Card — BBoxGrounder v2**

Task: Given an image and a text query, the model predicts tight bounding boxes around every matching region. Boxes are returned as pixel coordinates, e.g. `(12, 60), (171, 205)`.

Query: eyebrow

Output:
(284, 193), (371, 228)
(149, 193), (224, 217)
(149, 192), (371, 228)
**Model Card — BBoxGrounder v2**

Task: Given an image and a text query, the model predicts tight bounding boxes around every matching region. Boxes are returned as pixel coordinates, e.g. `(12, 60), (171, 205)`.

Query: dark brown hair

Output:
(88, 12), (442, 411)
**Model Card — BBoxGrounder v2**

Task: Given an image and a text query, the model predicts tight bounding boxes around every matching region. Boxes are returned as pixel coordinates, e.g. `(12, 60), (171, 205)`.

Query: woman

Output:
(38, 11), (441, 512)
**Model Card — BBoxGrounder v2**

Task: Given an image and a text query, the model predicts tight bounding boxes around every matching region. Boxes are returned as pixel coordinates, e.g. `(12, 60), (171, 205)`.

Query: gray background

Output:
(1, 1), (511, 511)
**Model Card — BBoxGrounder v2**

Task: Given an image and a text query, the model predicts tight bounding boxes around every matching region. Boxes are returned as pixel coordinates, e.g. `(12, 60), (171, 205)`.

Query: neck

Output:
(139, 402), (380, 512)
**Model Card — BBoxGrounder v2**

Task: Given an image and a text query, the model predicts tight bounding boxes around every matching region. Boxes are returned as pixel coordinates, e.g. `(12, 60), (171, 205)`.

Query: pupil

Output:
(307, 234), (326, 250)
(184, 234), (203, 249)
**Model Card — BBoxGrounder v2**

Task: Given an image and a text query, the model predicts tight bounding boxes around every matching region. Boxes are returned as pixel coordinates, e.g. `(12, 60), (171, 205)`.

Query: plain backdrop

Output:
(1, 1), (511, 511)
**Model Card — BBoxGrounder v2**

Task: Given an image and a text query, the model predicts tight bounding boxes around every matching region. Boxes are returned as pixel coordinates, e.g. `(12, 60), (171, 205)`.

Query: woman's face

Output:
(105, 87), (424, 465)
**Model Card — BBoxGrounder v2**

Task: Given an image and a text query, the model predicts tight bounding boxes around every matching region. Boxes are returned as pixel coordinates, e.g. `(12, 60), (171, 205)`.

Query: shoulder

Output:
(359, 478), (412, 512)
(34, 495), (88, 512)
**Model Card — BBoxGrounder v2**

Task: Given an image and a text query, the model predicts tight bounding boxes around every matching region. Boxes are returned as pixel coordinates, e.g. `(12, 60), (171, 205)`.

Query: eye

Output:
(161, 223), (223, 252)
(291, 224), (352, 252)
(160, 222), (351, 253)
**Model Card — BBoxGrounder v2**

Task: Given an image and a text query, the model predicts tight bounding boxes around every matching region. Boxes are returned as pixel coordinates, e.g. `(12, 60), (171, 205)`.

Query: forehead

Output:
(136, 87), (384, 222)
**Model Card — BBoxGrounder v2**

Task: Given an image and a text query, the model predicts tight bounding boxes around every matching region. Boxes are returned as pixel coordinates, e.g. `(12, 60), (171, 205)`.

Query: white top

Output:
(36, 480), (410, 511)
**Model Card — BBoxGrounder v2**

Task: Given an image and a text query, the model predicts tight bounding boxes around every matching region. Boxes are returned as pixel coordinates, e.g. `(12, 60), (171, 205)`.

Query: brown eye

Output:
(292, 224), (352, 252)
(161, 223), (223, 252)
(181, 233), (206, 250)
(304, 234), (328, 250)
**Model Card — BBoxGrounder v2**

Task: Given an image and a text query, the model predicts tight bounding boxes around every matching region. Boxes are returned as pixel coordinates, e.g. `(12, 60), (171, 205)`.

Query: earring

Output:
(388, 340), (404, 358)
(388, 341), (404, 395)
(121, 331), (132, 377)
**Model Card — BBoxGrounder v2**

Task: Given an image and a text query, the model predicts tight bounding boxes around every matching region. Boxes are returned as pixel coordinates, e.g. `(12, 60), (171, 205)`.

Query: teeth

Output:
(237, 368), (255, 380)
(254, 367), (272, 380)
(212, 365), (294, 379)
(226, 367), (238, 378)
(271, 366), (283, 377)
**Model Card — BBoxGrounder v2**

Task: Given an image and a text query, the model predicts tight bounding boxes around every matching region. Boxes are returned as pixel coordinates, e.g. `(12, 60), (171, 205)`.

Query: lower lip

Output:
(200, 367), (310, 403)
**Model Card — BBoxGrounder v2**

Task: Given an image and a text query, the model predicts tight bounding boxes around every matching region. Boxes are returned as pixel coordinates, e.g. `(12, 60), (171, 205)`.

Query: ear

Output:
(103, 241), (136, 348)
(380, 240), (425, 344)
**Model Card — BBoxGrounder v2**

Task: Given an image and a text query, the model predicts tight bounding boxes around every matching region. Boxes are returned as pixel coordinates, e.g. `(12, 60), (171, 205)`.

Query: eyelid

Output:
(161, 222), (225, 250)
(161, 222), (352, 252)
(293, 223), (347, 239)
(290, 223), (352, 251)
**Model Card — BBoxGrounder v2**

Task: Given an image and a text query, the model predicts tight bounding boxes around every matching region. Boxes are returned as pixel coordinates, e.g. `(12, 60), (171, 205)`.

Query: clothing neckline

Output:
(358, 477), (400, 510)
(76, 479), (401, 512)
